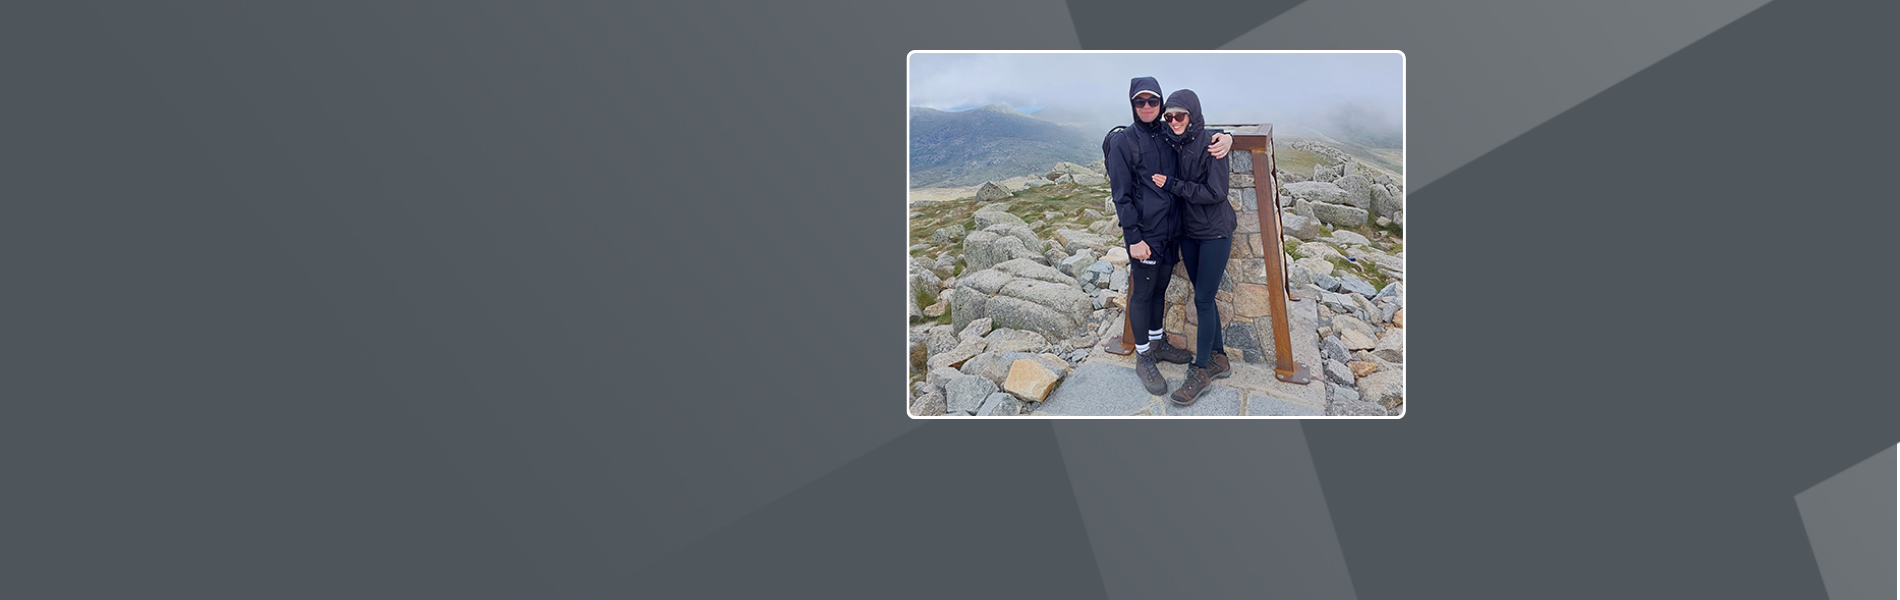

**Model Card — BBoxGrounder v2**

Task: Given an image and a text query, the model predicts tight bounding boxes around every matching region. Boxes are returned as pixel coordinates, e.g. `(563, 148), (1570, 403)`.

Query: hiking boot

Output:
(1148, 336), (1193, 364)
(1171, 363), (1214, 405)
(1135, 350), (1169, 396)
(1209, 351), (1231, 379)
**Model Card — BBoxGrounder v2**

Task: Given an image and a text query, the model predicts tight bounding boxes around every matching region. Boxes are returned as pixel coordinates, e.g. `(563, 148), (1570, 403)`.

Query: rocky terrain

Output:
(907, 148), (1404, 417)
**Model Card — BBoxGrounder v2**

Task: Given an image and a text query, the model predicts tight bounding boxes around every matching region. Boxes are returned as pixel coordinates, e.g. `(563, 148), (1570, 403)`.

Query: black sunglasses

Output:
(1132, 97), (1161, 108)
(1164, 112), (1190, 123)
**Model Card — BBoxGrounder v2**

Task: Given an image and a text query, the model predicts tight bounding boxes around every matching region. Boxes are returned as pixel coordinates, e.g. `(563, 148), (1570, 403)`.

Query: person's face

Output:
(1164, 108), (1190, 135)
(1133, 92), (1161, 123)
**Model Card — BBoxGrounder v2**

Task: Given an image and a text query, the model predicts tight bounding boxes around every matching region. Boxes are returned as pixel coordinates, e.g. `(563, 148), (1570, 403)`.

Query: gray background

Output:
(4, 0), (1895, 598)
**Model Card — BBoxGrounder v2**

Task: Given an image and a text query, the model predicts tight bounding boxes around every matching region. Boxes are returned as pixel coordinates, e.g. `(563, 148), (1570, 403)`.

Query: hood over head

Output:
(1128, 76), (1163, 130)
(1162, 89), (1204, 145)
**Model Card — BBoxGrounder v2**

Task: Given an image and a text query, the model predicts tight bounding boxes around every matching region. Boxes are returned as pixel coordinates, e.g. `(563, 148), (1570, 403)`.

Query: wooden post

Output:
(1227, 125), (1311, 384)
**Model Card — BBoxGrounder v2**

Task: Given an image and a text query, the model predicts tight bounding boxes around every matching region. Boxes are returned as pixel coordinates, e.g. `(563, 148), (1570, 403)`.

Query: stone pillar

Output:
(1162, 150), (1280, 363)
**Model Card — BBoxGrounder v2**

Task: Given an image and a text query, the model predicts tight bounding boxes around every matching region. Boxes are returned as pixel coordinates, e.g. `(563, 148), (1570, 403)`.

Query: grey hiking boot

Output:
(1148, 336), (1192, 364)
(1209, 350), (1231, 379)
(1135, 349), (1169, 396)
(1171, 363), (1215, 405)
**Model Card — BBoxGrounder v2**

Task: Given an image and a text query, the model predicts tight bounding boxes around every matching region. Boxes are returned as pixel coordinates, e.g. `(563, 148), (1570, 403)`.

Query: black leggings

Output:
(1126, 240), (1174, 347)
(1178, 236), (1232, 367)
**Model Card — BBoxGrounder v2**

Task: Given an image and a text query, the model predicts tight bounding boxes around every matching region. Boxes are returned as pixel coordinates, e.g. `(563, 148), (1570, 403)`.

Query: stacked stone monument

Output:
(1158, 150), (1283, 363)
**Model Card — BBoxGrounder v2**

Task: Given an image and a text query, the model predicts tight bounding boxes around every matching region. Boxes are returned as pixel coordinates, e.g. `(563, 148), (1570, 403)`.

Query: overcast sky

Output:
(908, 52), (1403, 133)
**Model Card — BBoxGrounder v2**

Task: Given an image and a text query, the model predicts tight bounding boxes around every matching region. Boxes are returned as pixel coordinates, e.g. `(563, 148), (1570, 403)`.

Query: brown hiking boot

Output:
(1209, 351), (1231, 379)
(1135, 350), (1169, 396)
(1171, 363), (1214, 405)
(1148, 336), (1192, 364)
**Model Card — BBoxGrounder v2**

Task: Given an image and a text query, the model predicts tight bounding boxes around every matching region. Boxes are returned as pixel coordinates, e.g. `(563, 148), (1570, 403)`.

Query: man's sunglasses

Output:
(1164, 112), (1190, 123)
(1131, 97), (1162, 108)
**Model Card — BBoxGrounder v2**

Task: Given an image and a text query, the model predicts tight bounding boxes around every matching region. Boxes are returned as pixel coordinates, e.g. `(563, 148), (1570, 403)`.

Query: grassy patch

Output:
(909, 182), (1112, 256)
(1326, 256), (1391, 292)
(1364, 271), (1390, 293)
(914, 286), (938, 310)
(906, 197), (989, 249)
(1002, 183), (1110, 225)
(1325, 256), (1355, 275)
(1271, 146), (1334, 178)
(1376, 220), (1403, 239)
(1283, 239), (1304, 259)
(1032, 221), (1057, 240)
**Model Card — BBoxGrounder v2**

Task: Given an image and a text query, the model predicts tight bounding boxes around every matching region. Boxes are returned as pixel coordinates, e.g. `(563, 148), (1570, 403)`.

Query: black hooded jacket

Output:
(1161, 89), (1234, 240)
(1107, 77), (1179, 249)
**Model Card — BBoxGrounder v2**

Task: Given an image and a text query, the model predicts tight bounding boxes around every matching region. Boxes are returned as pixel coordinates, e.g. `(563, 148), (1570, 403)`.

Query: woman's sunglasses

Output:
(1132, 97), (1162, 108)
(1164, 112), (1191, 123)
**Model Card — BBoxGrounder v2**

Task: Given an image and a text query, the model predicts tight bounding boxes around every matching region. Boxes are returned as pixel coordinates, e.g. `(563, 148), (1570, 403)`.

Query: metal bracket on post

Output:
(1105, 293), (1136, 355)
(1266, 148), (1300, 303)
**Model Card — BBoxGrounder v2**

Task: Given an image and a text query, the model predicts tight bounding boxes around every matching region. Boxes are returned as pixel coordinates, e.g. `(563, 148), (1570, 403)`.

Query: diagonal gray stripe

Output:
(609, 0), (1081, 569)
(1224, 0), (1772, 192)
(1298, 0), (1900, 595)
(638, 421), (1107, 598)
(1065, 0), (1308, 49)
(1052, 421), (1356, 599)
(1796, 446), (1897, 600)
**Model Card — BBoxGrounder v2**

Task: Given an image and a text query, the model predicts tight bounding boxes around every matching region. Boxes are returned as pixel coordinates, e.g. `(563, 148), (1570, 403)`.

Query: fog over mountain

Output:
(908, 104), (1097, 188)
(910, 52), (1403, 143)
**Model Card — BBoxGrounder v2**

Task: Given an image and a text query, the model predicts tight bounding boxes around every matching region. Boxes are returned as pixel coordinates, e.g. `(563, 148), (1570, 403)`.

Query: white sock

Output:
(1148, 330), (1164, 341)
(1135, 342), (1150, 354)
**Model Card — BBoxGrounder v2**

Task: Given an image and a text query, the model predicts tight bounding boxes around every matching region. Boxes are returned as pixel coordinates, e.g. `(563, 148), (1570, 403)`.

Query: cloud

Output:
(908, 52), (1403, 133)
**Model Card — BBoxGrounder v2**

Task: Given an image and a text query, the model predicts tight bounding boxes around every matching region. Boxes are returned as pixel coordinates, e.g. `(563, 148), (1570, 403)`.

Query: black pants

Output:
(1126, 239), (1175, 348)
(1179, 236), (1232, 367)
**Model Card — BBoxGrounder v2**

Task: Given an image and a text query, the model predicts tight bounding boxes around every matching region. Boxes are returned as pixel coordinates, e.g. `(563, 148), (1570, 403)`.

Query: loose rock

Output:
(959, 317), (994, 341)
(1003, 359), (1063, 402)
(910, 390), (947, 416)
(1324, 359), (1356, 386)
(1348, 360), (1380, 378)
(944, 374), (998, 413)
(985, 328), (1049, 353)
(927, 337), (988, 371)
(1339, 328), (1378, 351)
(975, 392), (1025, 416)
(976, 181), (1011, 202)
(1358, 370), (1404, 409)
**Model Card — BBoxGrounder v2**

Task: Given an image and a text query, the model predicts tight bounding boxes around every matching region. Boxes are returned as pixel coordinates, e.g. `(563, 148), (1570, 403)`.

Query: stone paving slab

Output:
(1244, 394), (1324, 416)
(1033, 362), (1165, 416)
(1035, 361), (1305, 417)
(1078, 295), (1328, 414)
(1163, 384), (1243, 416)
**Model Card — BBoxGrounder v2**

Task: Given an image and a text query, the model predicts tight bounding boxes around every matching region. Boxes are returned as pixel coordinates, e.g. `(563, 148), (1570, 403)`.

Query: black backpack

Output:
(1101, 126), (1138, 182)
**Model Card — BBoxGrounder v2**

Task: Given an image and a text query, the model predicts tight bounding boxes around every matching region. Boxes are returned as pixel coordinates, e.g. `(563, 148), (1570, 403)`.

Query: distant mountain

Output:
(909, 105), (1100, 188)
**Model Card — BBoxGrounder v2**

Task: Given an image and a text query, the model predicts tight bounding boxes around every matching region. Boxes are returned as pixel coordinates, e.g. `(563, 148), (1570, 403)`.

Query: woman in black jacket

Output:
(1149, 89), (1233, 405)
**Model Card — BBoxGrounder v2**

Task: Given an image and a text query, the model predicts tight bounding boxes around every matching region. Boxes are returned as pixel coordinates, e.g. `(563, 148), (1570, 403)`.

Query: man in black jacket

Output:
(1108, 76), (1230, 396)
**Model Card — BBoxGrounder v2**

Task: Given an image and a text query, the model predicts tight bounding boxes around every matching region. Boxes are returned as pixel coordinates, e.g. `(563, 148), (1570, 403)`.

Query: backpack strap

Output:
(1109, 126), (1141, 172)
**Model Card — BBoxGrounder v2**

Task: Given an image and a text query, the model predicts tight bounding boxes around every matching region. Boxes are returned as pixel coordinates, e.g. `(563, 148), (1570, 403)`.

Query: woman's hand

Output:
(1129, 241), (1151, 261)
(1208, 133), (1232, 159)
(1150, 173), (1167, 187)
